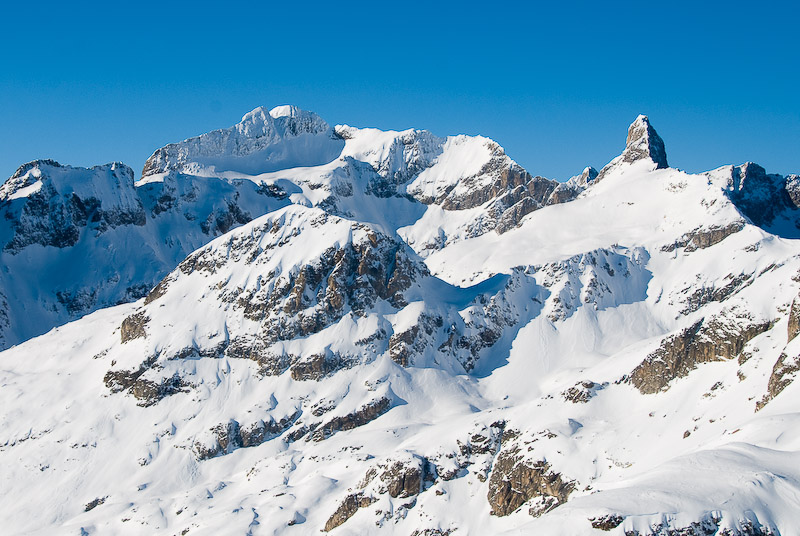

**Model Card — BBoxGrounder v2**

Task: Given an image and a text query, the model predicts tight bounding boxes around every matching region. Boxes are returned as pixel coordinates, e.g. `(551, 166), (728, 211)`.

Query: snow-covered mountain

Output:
(1, 106), (800, 535)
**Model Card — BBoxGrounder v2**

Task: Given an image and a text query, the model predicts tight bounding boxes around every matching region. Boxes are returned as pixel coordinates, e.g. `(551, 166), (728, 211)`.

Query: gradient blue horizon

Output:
(1, 1), (798, 182)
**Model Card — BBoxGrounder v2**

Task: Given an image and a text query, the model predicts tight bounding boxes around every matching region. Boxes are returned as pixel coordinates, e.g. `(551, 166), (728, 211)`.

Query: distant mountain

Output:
(1, 107), (799, 535)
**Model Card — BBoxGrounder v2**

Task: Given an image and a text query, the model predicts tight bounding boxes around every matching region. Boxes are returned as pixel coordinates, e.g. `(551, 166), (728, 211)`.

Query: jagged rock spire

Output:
(595, 115), (668, 182)
(622, 115), (668, 169)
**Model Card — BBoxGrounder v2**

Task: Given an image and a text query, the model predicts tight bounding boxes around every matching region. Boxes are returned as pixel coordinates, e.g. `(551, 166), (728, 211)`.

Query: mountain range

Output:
(1, 106), (799, 535)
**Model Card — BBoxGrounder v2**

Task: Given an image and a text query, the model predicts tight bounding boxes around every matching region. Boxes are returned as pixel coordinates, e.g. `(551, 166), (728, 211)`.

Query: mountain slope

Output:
(1, 109), (800, 535)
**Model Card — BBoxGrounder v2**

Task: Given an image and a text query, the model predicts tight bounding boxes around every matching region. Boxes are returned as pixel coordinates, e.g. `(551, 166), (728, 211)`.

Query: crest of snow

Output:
(268, 104), (303, 119)
(337, 125), (445, 182)
(407, 135), (496, 199)
(141, 105), (344, 177)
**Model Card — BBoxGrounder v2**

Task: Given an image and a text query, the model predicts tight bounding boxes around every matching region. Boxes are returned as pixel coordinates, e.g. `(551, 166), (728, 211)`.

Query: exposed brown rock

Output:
(388, 314), (443, 367)
(224, 337), (290, 376)
(323, 493), (377, 532)
(662, 222), (745, 253)
(194, 412), (300, 460)
(194, 420), (242, 460)
(388, 325), (418, 367)
(622, 514), (777, 536)
(104, 355), (188, 407)
(725, 162), (798, 227)
(630, 313), (774, 394)
(788, 295), (800, 342)
(487, 446), (574, 517)
(129, 374), (187, 407)
(595, 115), (668, 183)
(380, 459), (424, 498)
(678, 272), (753, 315)
(590, 514), (625, 530)
(435, 420), (507, 482)
(143, 277), (171, 305)
(756, 352), (800, 411)
(312, 397), (392, 441)
(224, 228), (421, 350)
(84, 496), (106, 512)
(561, 380), (600, 403)
(120, 311), (149, 343)
(290, 351), (354, 381)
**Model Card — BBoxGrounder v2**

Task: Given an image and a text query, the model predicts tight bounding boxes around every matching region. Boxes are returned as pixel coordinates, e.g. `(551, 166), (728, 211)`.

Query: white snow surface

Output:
(1, 108), (800, 535)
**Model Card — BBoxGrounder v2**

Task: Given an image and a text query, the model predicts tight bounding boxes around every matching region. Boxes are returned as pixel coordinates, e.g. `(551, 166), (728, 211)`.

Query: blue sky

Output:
(1, 1), (798, 181)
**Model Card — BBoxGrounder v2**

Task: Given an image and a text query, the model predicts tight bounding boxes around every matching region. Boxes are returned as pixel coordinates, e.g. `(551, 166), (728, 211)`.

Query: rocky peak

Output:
(233, 105), (330, 139)
(574, 166), (598, 187)
(624, 115), (668, 168)
(0, 160), (58, 202)
(595, 115), (668, 182)
(8, 159), (63, 180)
(141, 105), (343, 178)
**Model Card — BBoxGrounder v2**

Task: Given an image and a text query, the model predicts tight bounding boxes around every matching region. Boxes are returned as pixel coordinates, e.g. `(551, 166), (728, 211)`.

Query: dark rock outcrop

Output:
(388, 314), (443, 367)
(84, 496), (106, 512)
(590, 514), (625, 531)
(311, 397), (392, 442)
(677, 272), (754, 315)
(290, 351), (355, 381)
(405, 141), (581, 236)
(621, 115), (668, 169)
(662, 222), (745, 253)
(323, 454), (435, 531)
(756, 351), (800, 411)
(194, 412), (299, 460)
(211, 221), (424, 347)
(376, 457), (433, 499)
(487, 446), (574, 517)
(120, 311), (149, 343)
(630, 312), (774, 394)
(788, 295), (800, 342)
(561, 380), (601, 403)
(547, 167), (597, 205)
(410, 530), (455, 536)
(323, 493), (377, 532)
(622, 514), (778, 536)
(104, 356), (188, 407)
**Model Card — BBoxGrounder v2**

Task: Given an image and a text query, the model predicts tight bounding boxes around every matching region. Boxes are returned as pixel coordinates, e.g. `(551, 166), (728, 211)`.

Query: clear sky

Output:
(1, 1), (798, 182)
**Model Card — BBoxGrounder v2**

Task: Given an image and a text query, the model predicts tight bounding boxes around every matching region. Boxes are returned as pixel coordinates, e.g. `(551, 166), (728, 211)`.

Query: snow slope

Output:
(1, 109), (800, 535)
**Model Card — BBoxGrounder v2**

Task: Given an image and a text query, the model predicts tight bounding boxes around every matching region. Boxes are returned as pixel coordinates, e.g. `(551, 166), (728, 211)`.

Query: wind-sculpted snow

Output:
(2, 108), (800, 535)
